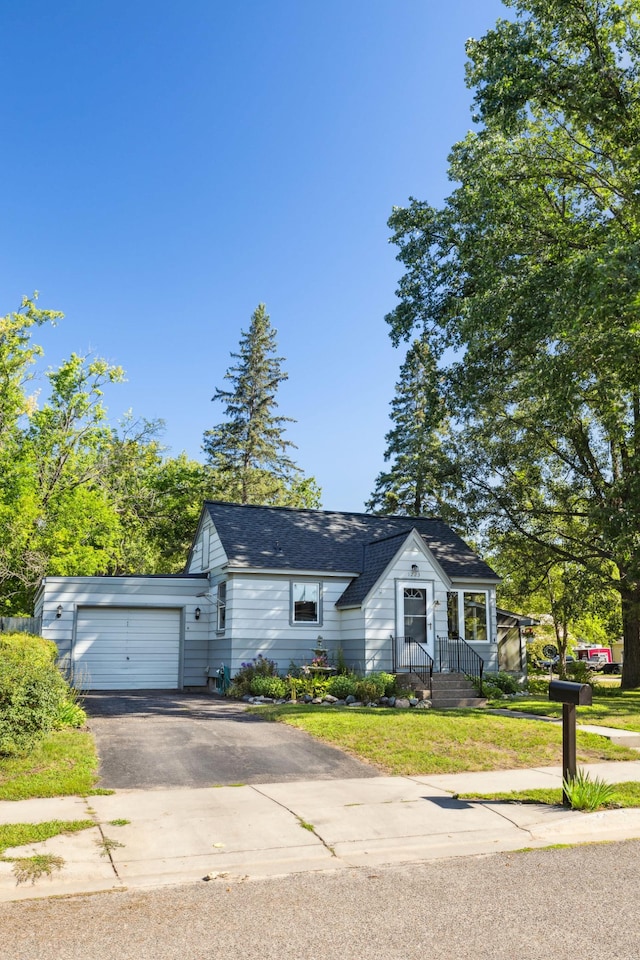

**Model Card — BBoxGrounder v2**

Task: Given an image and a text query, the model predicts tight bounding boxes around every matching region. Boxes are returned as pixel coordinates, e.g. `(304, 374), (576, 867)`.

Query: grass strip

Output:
(0, 820), (95, 856)
(0, 730), (99, 800)
(459, 781), (640, 809)
(255, 704), (636, 775)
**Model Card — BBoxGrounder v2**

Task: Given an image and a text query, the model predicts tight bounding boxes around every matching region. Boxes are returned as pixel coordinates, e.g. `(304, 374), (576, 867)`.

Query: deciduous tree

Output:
(385, 0), (640, 686)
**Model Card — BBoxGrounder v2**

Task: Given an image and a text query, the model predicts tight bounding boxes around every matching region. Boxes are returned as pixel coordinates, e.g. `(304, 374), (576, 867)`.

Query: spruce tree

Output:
(367, 338), (460, 519)
(203, 304), (319, 506)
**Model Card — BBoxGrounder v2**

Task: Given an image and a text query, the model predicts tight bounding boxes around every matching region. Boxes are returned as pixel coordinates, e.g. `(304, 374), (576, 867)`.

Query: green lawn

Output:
(490, 688), (640, 732)
(256, 704), (636, 775)
(459, 781), (640, 808)
(0, 729), (100, 800)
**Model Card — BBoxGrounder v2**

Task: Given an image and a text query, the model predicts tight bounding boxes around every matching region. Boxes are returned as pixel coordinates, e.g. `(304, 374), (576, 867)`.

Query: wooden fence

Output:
(0, 616), (42, 635)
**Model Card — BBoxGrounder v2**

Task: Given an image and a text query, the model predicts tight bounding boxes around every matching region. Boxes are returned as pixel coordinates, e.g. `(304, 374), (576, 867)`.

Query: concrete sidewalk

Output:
(3, 758), (640, 902)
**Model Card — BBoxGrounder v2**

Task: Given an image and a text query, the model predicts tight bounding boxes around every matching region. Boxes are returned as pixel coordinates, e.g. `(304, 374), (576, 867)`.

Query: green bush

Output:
(231, 655), (279, 695)
(249, 675), (287, 699)
(0, 633), (69, 756)
(290, 675), (331, 699)
(566, 660), (595, 685)
(327, 674), (357, 699)
(354, 671), (396, 702)
(484, 671), (521, 695)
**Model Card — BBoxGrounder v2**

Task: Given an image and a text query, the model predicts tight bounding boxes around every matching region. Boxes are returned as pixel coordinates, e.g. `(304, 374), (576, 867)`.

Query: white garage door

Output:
(74, 607), (181, 690)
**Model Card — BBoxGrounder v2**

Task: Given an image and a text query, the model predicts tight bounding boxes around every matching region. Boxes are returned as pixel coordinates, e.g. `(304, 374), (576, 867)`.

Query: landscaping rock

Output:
(415, 699), (432, 709)
(302, 694), (313, 703)
(323, 694), (338, 703)
(409, 698), (419, 707)
(387, 696), (396, 707)
(347, 701), (363, 707)
(379, 696), (389, 706)
(394, 698), (411, 709)
(311, 697), (323, 704)
(345, 695), (356, 704)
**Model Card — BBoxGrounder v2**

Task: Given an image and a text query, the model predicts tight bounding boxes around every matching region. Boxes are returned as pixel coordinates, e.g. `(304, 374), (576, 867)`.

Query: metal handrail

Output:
(436, 635), (484, 695)
(393, 636), (434, 689)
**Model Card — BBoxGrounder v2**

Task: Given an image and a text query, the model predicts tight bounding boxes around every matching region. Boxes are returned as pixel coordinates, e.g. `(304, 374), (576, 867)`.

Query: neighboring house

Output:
(35, 501), (502, 691)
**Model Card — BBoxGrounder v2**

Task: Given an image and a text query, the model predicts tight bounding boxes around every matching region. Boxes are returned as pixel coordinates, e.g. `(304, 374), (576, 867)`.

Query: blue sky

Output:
(1, 0), (506, 511)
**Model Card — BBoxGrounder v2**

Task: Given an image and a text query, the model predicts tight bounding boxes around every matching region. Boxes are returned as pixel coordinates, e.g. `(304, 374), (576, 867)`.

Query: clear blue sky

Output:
(1, 0), (506, 511)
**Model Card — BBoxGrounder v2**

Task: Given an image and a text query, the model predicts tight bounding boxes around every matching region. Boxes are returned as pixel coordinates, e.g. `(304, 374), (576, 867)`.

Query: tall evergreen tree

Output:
(385, 0), (640, 686)
(367, 338), (461, 520)
(203, 304), (320, 507)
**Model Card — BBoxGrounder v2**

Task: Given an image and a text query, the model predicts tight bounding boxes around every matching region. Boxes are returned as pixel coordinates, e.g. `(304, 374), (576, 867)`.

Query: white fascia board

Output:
(449, 576), (502, 586)
(225, 566), (359, 579)
(37, 575), (209, 586)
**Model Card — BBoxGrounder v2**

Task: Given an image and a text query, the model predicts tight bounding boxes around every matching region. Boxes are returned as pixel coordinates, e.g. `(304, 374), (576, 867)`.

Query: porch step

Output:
(400, 672), (487, 709)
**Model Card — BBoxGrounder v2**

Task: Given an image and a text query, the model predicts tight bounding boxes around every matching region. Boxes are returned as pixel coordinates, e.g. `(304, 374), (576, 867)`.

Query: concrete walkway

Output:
(3, 754), (640, 902)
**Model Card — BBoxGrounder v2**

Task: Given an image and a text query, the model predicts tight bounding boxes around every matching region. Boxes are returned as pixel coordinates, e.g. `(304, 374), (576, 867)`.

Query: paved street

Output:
(1, 840), (639, 960)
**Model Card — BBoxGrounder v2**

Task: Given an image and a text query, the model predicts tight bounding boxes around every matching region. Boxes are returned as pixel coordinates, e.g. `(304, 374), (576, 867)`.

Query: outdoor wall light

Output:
(411, 564), (420, 577)
(56, 605), (63, 619)
(195, 607), (201, 620)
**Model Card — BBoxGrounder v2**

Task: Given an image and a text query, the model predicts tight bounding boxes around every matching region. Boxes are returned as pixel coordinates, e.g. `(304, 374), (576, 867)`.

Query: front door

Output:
(395, 581), (434, 666)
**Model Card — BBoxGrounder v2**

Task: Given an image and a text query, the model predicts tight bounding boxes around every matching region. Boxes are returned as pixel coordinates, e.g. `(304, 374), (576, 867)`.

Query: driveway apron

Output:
(84, 691), (379, 789)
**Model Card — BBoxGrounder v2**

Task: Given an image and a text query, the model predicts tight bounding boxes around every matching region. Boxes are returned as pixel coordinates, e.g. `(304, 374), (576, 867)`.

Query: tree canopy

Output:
(385, 0), (640, 687)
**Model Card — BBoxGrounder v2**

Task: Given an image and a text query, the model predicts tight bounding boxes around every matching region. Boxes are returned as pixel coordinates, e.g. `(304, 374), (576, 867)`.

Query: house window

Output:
(464, 592), (488, 642)
(291, 582), (321, 624)
(217, 581), (226, 632)
(447, 590), (488, 643)
(447, 592), (459, 638)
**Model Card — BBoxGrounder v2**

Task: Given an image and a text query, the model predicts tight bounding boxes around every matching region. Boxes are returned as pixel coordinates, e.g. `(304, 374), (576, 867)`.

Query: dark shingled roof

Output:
(202, 502), (498, 605)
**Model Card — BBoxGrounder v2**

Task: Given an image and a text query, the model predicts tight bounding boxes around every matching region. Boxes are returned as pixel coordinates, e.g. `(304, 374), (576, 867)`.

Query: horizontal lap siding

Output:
(188, 515), (226, 573)
(338, 607), (366, 672)
(363, 542), (447, 672)
(38, 577), (209, 688)
(226, 574), (351, 674)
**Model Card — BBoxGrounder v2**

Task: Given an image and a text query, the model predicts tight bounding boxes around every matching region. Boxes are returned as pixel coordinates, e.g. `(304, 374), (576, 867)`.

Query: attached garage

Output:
(34, 574), (210, 690)
(74, 607), (182, 690)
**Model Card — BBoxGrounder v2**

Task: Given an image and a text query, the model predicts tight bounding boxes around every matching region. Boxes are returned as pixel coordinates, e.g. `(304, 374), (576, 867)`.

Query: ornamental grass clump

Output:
(563, 770), (616, 811)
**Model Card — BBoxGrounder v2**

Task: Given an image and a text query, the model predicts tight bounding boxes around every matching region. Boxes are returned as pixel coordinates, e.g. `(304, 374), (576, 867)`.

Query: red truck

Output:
(575, 646), (622, 674)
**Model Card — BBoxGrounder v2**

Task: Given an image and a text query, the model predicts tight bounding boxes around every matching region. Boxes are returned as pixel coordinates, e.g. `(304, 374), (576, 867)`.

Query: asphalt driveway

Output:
(84, 690), (379, 789)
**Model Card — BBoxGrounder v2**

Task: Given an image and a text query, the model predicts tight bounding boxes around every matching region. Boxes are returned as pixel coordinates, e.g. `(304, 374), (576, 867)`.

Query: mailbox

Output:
(549, 679), (592, 706)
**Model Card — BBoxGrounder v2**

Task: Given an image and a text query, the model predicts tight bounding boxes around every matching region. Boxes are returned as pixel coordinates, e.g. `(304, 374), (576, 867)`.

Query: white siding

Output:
(224, 573), (352, 674)
(362, 539), (443, 671)
(359, 538), (499, 674)
(187, 514), (226, 573)
(39, 576), (209, 687)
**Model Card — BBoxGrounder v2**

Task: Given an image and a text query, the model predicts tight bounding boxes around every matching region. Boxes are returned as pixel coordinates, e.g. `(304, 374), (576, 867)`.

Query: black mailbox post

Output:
(549, 680), (593, 807)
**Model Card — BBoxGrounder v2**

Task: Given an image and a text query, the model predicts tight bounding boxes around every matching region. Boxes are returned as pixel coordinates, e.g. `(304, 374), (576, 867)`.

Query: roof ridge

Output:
(204, 500), (441, 522)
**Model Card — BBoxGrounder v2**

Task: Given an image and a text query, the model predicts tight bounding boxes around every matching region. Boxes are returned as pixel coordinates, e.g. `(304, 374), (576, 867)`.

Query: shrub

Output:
(0, 633), (68, 756)
(230, 655), (279, 695)
(249, 675), (287, 699)
(327, 674), (357, 699)
(566, 660), (595, 685)
(354, 671), (396, 702)
(291, 676), (331, 699)
(484, 672), (520, 695)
